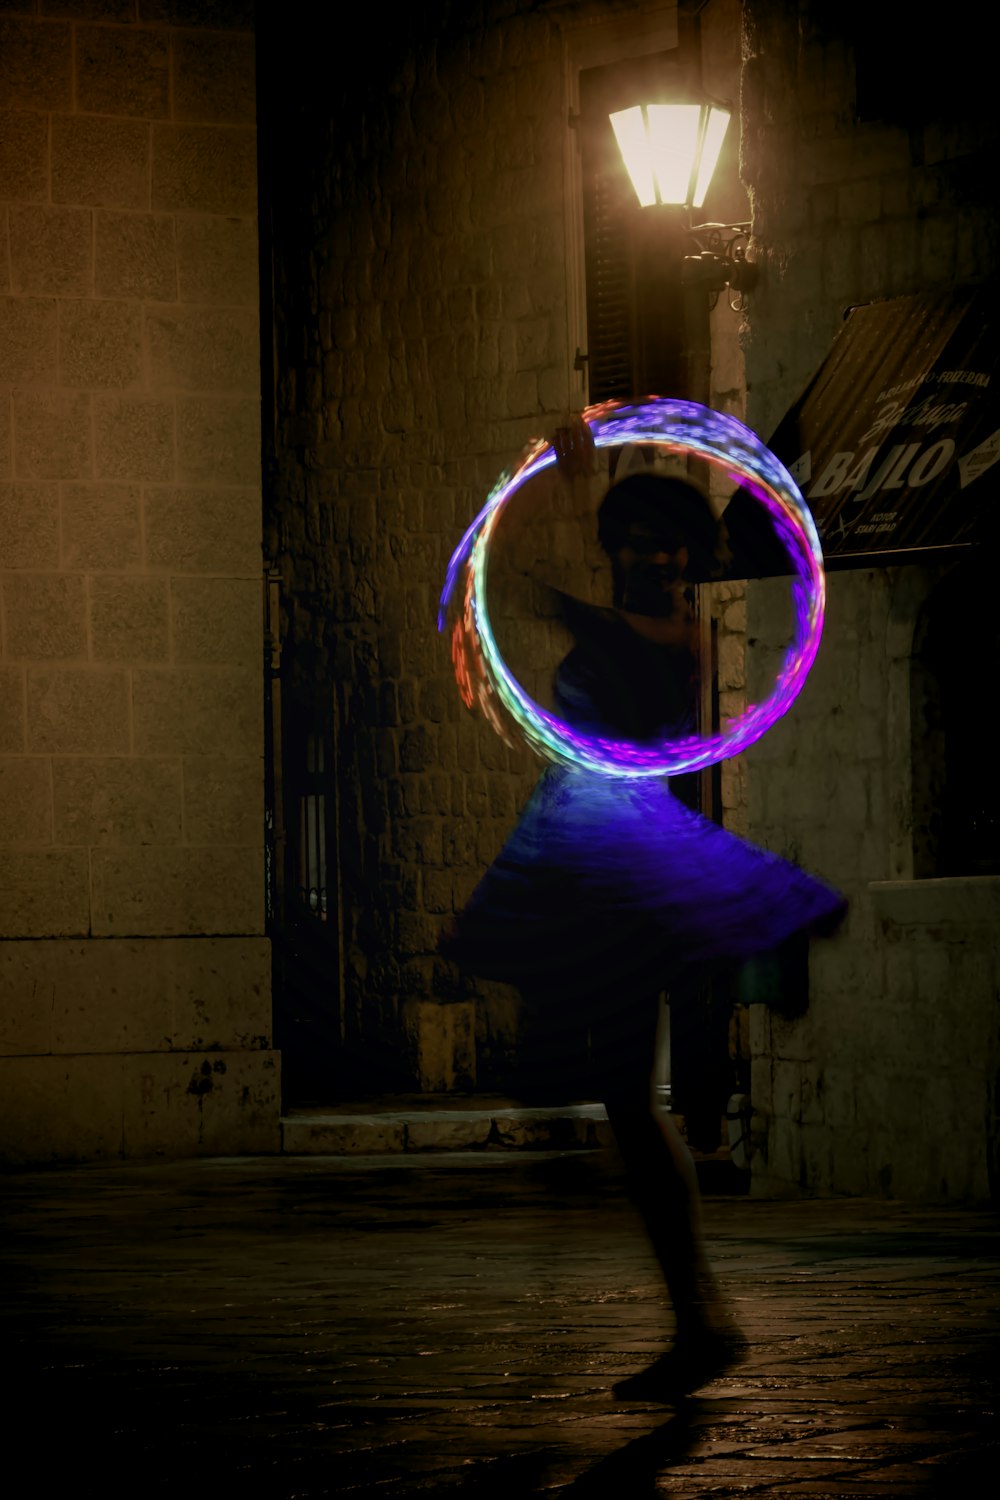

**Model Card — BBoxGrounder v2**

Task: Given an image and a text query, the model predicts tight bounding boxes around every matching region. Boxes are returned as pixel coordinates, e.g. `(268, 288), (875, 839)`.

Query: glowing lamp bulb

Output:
(610, 101), (732, 211)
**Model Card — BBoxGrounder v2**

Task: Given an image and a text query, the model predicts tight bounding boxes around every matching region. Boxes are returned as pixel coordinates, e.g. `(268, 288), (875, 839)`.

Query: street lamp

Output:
(609, 98), (757, 308)
(609, 101), (731, 210)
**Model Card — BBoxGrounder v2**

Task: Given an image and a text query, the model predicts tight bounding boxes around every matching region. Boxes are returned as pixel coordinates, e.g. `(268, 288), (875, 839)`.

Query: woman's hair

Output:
(597, 472), (724, 588)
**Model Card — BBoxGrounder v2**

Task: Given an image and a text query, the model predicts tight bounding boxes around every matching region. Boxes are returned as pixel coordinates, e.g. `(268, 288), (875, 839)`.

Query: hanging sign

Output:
(761, 283), (1000, 561)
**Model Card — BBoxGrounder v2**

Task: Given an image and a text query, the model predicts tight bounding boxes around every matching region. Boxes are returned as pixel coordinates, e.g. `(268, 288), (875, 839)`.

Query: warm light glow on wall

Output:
(610, 101), (732, 211)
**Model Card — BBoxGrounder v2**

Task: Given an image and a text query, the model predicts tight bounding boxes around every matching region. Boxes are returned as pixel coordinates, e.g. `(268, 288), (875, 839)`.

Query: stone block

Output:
(42, 2), (136, 20)
(0, 943), (53, 1056)
(90, 845), (264, 935)
(491, 1112), (600, 1150)
(282, 1115), (406, 1154)
(75, 24), (170, 118)
(8, 205), (92, 296)
(170, 576), (261, 665)
(52, 755), (182, 846)
(51, 115), (151, 211)
(143, 485), (260, 573)
(0, 667), (25, 751)
(12, 389), (92, 479)
(749, 1047), (773, 1115)
(717, 630), (746, 691)
(0, 109), (48, 200)
(145, 305), (259, 393)
(406, 1113), (492, 1151)
(0, 17), (72, 111)
(181, 754), (262, 845)
(175, 396), (260, 483)
(3, 572), (87, 659)
(887, 218), (920, 289)
(409, 998), (475, 1092)
(59, 299), (143, 388)
(0, 1053), (124, 1165)
(172, 29), (255, 124)
(89, 575), (170, 661)
(836, 178), (881, 222)
(95, 211), (177, 300)
(139, 1), (255, 27)
(4, 936), (171, 1054)
(396, 908), (439, 954)
(0, 296), (58, 385)
(152, 124), (257, 214)
(722, 597), (747, 634)
(771, 1056), (803, 1124)
(94, 394), (174, 480)
(761, 1108), (804, 1193)
(859, 223), (890, 302)
(61, 482), (142, 570)
(122, 1048), (280, 1158)
(132, 666), (261, 755)
(0, 755), (53, 843)
(61, 950), (160, 1050)
(797, 1121), (833, 1193)
(0, 849), (91, 936)
(175, 214), (258, 305)
(871, 876), (1000, 929)
(27, 668), (130, 754)
(0, 392), (10, 477)
(166, 934), (271, 1049)
(0, 933), (269, 1057)
(921, 215), (957, 284)
(0, 482), (60, 568)
(829, 1127), (872, 1196)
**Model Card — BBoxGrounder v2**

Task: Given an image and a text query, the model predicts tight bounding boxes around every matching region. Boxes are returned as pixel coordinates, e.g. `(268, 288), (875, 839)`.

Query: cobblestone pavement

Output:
(3, 1149), (998, 1496)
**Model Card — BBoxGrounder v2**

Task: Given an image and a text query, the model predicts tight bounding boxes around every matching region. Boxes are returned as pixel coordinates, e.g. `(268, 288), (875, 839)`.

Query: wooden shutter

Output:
(578, 51), (695, 405)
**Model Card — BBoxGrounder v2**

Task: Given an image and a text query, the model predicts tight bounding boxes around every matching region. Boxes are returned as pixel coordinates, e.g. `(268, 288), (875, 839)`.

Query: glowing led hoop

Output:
(438, 399), (825, 779)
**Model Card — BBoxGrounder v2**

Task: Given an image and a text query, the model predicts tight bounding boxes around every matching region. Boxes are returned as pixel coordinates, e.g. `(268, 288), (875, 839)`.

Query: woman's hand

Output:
(552, 414), (597, 479)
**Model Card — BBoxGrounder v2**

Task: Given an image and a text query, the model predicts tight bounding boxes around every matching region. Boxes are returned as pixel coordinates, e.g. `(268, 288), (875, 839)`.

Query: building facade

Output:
(3, 0), (997, 1201)
(739, 0), (1000, 1200)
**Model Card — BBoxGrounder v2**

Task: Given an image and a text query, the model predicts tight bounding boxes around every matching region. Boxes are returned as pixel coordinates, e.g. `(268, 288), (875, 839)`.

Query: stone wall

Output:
(0, 0), (276, 1162)
(263, 0), (750, 1096)
(739, 1), (1000, 1201)
(264, 2), (581, 1094)
(701, 0), (751, 839)
(263, 0), (587, 1092)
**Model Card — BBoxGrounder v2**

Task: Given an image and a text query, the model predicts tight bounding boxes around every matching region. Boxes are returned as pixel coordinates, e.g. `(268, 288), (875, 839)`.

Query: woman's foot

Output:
(612, 1327), (748, 1403)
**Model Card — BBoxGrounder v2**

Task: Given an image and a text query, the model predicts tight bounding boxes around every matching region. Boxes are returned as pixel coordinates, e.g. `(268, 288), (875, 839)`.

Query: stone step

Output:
(280, 1096), (748, 1189)
(281, 1098), (614, 1156)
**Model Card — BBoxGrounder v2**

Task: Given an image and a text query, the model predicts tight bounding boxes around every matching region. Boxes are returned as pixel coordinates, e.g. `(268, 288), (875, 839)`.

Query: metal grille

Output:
(296, 730), (328, 919)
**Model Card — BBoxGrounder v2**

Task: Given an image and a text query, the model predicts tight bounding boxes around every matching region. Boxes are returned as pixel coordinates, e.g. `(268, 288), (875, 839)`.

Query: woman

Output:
(441, 453), (845, 1401)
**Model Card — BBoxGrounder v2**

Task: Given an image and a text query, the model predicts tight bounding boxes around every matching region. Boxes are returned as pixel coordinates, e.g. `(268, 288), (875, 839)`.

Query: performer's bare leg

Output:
(605, 1095), (735, 1321)
(598, 994), (746, 1399)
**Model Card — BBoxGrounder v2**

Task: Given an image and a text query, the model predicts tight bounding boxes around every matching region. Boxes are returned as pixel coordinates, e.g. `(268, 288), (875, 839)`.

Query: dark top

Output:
(552, 594), (699, 744)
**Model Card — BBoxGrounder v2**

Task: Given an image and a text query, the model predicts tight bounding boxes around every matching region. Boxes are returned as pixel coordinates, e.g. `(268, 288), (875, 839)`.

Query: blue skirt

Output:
(442, 767), (845, 1002)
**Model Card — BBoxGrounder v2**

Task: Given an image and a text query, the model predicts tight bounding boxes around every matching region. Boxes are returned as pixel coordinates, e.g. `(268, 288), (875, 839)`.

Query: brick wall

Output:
(739, 0), (1000, 1201)
(0, 0), (276, 1162)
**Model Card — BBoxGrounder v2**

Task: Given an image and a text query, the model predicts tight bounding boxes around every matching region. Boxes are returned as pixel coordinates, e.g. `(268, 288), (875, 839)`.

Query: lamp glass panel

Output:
(609, 106), (657, 207)
(646, 103), (701, 204)
(692, 105), (731, 209)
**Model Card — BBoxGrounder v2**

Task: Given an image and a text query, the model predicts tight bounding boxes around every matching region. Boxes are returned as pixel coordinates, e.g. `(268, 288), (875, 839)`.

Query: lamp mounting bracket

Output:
(681, 221), (758, 310)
